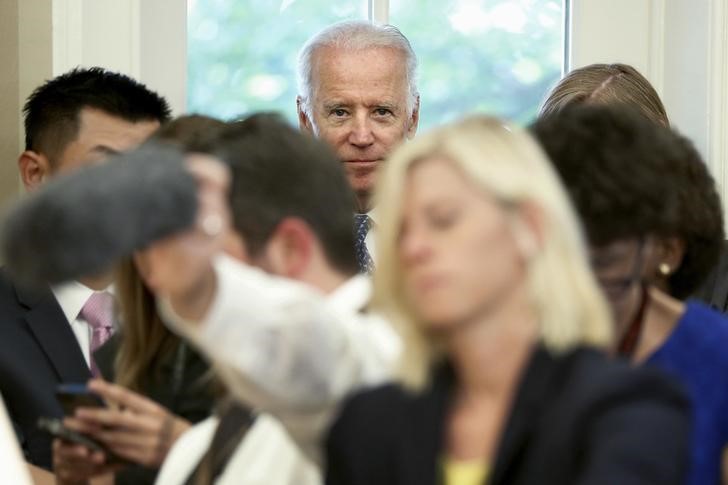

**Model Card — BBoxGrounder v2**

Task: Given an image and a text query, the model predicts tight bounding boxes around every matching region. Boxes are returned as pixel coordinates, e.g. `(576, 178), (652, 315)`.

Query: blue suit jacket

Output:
(0, 269), (91, 469)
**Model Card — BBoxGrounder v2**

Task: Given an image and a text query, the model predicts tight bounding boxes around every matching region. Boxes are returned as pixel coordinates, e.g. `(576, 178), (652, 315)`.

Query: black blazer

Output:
(0, 269), (91, 469)
(326, 346), (690, 485)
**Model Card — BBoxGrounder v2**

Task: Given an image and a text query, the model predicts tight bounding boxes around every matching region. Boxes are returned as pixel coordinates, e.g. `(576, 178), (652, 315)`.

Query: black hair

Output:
(23, 67), (171, 164)
(531, 105), (724, 298)
(213, 113), (358, 276)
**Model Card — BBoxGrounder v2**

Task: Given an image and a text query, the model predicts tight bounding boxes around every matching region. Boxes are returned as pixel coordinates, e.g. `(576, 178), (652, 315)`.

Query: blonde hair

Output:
(372, 116), (613, 390)
(539, 63), (669, 127)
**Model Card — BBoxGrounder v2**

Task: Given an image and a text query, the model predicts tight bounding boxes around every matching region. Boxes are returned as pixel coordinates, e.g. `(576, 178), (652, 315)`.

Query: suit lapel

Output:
(489, 346), (559, 485)
(16, 283), (91, 383)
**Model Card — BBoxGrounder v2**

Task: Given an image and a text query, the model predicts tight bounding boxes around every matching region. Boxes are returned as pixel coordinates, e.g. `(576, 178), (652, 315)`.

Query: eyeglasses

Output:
(593, 239), (646, 300)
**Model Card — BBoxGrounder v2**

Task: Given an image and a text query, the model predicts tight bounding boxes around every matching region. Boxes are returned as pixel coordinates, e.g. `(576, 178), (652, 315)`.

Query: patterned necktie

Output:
(354, 213), (374, 274)
(80, 292), (115, 377)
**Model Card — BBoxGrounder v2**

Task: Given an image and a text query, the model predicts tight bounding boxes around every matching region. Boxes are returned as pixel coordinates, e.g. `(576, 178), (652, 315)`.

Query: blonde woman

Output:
(325, 116), (689, 485)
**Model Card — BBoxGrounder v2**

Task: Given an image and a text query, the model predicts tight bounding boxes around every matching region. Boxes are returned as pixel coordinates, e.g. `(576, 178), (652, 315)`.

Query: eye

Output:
(373, 107), (393, 117)
(429, 208), (459, 229)
(330, 108), (348, 117)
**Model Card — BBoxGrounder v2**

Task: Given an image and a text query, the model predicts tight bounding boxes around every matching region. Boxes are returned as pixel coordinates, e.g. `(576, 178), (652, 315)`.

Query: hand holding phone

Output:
(55, 383), (105, 416)
(36, 417), (104, 452)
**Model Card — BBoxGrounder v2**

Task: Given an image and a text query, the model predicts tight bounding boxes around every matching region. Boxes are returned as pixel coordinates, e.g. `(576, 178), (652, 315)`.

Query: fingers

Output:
(53, 438), (108, 482)
(87, 379), (163, 414)
(74, 407), (162, 434)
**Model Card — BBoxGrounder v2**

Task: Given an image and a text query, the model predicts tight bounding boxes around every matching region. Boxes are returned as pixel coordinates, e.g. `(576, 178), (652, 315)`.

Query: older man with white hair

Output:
(297, 21), (420, 272)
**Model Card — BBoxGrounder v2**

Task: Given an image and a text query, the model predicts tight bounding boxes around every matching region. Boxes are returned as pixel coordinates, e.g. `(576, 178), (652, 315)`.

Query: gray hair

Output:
(297, 20), (419, 117)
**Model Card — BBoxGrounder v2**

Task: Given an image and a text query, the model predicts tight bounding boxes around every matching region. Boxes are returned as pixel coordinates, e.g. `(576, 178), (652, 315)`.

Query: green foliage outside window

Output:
(187, 0), (563, 129)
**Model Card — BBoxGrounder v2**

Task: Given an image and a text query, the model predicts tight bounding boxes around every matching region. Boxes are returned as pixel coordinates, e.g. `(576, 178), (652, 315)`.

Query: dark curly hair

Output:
(531, 105), (724, 299)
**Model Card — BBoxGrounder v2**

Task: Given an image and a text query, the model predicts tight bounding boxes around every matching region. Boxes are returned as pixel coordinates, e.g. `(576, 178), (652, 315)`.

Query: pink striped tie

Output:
(80, 292), (115, 377)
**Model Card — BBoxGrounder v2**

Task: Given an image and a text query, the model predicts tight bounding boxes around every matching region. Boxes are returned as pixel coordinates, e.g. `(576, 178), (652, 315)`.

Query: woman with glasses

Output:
(533, 105), (728, 485)
(325, 115), (690, 485)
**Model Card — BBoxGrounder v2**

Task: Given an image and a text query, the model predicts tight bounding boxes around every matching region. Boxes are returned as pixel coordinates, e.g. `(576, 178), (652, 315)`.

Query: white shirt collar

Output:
(367, 208), (378, 226)
(50, 281), (96, 325)
(327, 275), (372, 315)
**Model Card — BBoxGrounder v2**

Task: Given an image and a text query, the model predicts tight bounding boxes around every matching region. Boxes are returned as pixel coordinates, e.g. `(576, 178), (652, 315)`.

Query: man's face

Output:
(52, 107), (160, 176)
(298, 46), (419, 212)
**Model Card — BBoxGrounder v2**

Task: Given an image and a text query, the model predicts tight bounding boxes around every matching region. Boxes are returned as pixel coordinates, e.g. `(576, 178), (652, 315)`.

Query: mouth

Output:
(344, 159), (380, 165)
(413, 274), (447, 294)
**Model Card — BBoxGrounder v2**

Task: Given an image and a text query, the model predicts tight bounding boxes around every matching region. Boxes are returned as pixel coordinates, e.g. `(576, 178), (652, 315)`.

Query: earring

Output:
(658, 262), (671, 276)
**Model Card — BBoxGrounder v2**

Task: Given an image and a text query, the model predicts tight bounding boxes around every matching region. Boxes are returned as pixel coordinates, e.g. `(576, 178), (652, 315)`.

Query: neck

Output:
(631, 286), (684, 363)
(301, 260), (351, 295)
(446, 282), (538, 396)
(355, 193), (372, 214)
(79, 272), (113, 291)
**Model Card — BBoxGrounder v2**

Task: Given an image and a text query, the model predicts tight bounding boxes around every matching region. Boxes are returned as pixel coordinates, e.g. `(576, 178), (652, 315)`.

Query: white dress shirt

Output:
(161, 253), (400, 463)
(51, 281), (96, 366)
(365, 209), (377, 261)
(156, 413), (320, 485)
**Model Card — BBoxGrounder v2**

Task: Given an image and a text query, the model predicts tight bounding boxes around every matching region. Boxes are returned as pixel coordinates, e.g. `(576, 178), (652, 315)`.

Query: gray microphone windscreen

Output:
(1, 143), (198, 288)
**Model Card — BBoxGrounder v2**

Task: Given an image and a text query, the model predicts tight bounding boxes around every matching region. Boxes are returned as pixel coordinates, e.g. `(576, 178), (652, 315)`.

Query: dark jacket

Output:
(326, 345), (690, 485)
(0, 269), (91, 469)
(94, 334), (216, 485)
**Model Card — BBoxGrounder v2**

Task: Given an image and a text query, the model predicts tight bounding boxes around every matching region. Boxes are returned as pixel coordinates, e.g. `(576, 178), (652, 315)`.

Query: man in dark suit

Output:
(0, 67), (169, 471)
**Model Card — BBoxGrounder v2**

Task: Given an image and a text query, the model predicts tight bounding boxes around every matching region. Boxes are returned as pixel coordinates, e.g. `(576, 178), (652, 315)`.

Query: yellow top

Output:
(442, 457), (488, 485)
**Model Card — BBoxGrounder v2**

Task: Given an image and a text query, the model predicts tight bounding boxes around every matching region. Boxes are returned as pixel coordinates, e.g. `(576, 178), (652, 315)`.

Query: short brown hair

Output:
(539, 63), (669, 127)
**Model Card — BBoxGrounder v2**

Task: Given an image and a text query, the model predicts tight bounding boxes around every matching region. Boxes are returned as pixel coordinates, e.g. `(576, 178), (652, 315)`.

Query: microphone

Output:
(2, 143), (199, 288)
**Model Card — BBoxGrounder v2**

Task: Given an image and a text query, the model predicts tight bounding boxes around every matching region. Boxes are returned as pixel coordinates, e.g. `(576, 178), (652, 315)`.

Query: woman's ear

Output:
(650, 237), (686, 280)
(510, 201), (545, 261)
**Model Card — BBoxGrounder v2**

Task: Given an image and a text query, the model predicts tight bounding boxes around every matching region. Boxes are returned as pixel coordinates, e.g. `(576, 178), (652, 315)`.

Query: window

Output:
(187, 0), (565, 128)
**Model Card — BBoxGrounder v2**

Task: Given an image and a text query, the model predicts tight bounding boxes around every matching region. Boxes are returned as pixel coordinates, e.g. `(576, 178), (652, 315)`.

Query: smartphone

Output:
(36, 416), (105, 452)
(55, 383), (105, 416)
(37, 417), (130, 465)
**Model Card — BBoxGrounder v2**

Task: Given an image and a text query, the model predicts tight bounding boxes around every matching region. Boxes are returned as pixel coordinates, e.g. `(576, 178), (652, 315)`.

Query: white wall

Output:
(570, 0), (728, 220)
(52, 0), (187, 114)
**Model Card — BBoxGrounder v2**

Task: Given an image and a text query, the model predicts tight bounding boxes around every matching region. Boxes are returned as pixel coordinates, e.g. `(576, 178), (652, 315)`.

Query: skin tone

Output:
(589, 238), (685, 363)
(18, 107), (159, 291)
(135, 154), (349, 324)
(297, 46), (419, 213)
(398, 157), (542, 462)
(54, 380), (190, 476)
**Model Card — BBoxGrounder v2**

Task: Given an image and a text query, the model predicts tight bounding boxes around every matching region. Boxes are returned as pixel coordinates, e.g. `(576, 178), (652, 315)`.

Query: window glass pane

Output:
(187, 0), (367, 121)
(391, 0), (564, 129)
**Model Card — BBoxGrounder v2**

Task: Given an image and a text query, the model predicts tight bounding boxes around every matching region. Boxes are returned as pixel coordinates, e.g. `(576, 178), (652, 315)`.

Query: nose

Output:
(400, 226), (432, 267)
(348, 114), (375, 148)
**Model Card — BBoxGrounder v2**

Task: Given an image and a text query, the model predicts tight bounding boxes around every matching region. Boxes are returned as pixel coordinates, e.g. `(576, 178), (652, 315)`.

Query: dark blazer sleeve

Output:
(326, 385), (402, 485)
(573, 366), (690, 485)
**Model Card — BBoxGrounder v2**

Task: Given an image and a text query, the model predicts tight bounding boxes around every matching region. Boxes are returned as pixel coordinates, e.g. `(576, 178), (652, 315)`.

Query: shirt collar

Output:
(50, 282), (115, 325)
(327, 274), (372, 315)
(367, 208), (378, 226)
(50, 281), (96, 325)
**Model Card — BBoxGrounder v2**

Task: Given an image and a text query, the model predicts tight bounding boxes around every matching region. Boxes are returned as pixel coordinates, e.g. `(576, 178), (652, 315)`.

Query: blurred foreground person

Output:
(52, 116), (224, 485)
(147, 114), (399, 484)
(324, 116), (689, 485)
(534, 105), (728, 485)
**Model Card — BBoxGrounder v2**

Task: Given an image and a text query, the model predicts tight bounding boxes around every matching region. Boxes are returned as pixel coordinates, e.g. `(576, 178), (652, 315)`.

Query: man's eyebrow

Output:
(322, 101), (351, 111)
